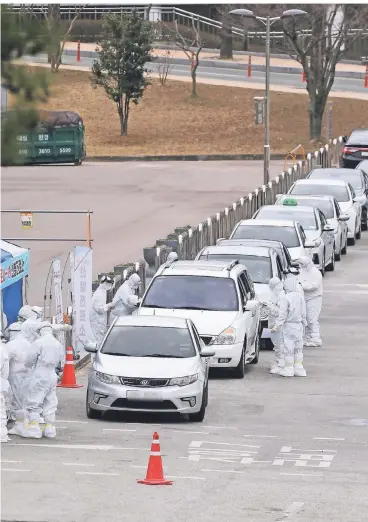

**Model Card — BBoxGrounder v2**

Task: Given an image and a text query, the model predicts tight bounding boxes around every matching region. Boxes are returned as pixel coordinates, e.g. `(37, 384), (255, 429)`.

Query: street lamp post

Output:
(229, 8), (308, 186)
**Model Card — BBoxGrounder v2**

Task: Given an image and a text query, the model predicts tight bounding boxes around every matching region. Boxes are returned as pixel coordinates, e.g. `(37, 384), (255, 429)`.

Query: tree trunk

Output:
(120, 115), (128, 136)
(118, 97), (129, 136)
(309, 96), (326, 140)
(243, 32), (249, 52)
(191, 70), (197, 97)
(220, 26), (233, 60)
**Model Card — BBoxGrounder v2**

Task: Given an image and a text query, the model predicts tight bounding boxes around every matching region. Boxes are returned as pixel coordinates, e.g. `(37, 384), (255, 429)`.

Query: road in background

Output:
(2, 233), (368, 522)
(2, 160), (284, 302)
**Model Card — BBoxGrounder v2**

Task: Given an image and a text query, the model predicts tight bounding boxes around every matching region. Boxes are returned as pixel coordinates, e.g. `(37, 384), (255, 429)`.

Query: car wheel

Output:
(188, 385), (207, 422)
(320, 251), (325, 277)
(335, 237), (341, 261)
(250, 332), (260, 364)
(342, 236), (348, 255)
(356, 225), (361, 240)
(348, 235), (356, 246)
(86, 392), (102, 420)
(326, 247), (335, 272)
(234, 344), (246, 379)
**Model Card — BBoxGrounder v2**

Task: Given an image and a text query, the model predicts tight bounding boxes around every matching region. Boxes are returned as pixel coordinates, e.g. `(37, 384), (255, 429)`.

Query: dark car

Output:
(307, 167), (368, 230)
(340, 129), (368, 168)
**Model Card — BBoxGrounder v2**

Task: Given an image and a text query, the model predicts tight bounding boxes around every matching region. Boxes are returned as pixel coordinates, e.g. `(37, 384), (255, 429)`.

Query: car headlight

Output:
(94, 371), (120, 385)
(210, 327), (236, 345)
(168, 374), (198, 387)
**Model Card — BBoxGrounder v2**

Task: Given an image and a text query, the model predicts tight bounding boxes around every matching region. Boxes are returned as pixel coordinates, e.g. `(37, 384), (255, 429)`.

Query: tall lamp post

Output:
(229, 8), (308, 185)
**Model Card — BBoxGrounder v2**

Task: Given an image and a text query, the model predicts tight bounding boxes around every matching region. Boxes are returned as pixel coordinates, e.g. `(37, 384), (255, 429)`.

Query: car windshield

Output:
(199, 254), (272, 284)
(279, 197), (334, 219)
(232, 225), (300, 248)
(290, 183), (350, 202)
(142, 275), (239, 312)
(309, 171), (363, 190)
(256, 208), (317, 230)
(101, 326), (196, 358)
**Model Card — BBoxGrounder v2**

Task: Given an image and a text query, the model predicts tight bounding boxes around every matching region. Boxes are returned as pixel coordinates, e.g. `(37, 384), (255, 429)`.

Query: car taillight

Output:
(343, 147), (359, 154)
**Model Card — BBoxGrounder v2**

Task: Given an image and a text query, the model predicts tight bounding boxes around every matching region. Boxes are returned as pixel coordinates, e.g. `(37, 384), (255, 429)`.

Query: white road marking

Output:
(313, 437), (345, 440)
(7, 443), (148, 451)
(190, 440), (259, 448)
(166, 475), (205, 480)
(102, 429), (137, 432)
(54, 420), (88, 424)
(1, 460), (23, 463)
(244, 434), (277, 438)
(277, 502), (305, 521)
(128, 423), (162, 426)
(76, 471), (120, 476)
(2, 468), (31, 472)
(201, 468), (244, 474)
(202, 425), (238, 430)
(62, 462), (95, 467)
(280, 473), (323, 477)
(280, 446), (337, 452)
(172, 430), (210, 435)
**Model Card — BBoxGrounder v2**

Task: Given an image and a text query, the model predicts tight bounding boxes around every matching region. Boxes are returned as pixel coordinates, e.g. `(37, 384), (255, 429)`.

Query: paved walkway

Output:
(64, 41), (365, 73)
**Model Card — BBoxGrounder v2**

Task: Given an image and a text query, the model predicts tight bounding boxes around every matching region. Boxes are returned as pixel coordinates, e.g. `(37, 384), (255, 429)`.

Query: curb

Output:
(86, 153), (287, 162)
(63, 49), (365, 79)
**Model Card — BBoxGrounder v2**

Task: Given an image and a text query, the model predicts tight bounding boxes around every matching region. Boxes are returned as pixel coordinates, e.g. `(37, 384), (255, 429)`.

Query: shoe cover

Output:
(1, 435), (10, 443)
(8, 421), (29, 437)
(279, 357), (295, 377)
(294, 355), (307, 377)
(43, 424), (56, 439)
(22, 421), (42, 439)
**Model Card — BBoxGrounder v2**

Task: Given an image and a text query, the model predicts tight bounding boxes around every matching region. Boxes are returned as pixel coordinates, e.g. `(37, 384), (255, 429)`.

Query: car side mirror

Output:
(323, 224), (334, 232)
(338, 214), (350, 222)
(304, 240), (316, 249)
(200, 347), (216, 358)
(84, 340), (98, 353)
(288, 267), (300, 275)
(290, 261), (300, 268)
(244, 299), (258, 312)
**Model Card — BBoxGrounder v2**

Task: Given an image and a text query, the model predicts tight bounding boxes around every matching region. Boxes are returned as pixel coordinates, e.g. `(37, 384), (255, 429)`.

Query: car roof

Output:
(199, 245), (273, 257)
(310, 167), (359, 176)
(159, 260), (242, 278)
(258, 205), (315, 214)
(293, 178), (348, 187)
(237, 219), (297, 228)
(347, 129), (368, 144)
(278, 194), (335, 202)
(114, 315), (189, 328)
(218, 238), (286, 250)
(357, 160), (368, 169)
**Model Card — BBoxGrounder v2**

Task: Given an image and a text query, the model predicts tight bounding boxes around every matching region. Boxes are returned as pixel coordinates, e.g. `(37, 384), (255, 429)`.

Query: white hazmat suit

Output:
(1, 335), (10, 442)
(265, 277), (286, 375)
(90, 276), (115, 346)
(7, 323), (37, 437)
(298, 256), (323, 347)
(23, 324), (64, 439)
(111, 273), (140, 318)
(272, 276), (307, 377)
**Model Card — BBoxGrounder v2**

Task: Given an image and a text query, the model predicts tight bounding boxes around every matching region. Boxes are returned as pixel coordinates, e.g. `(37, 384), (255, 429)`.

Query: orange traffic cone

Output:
(57, 347), (83, 388)
(302, 70), (306, 83)
(137, 432), (173, 485)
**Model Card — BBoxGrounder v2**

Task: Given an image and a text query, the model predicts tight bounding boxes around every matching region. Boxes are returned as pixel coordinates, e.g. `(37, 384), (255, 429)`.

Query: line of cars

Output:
(85, 130), (368, 423)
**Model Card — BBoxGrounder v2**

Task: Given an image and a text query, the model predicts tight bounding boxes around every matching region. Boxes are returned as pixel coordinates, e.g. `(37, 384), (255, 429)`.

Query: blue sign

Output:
(0, 251), (29, 290)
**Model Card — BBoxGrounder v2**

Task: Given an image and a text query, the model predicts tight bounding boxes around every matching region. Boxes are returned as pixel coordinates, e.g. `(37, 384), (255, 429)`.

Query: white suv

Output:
(137, 260), (261, 378)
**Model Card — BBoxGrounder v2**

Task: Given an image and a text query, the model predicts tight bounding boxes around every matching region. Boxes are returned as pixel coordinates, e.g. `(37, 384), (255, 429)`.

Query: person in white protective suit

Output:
(89, 275), (115, 346)
(264, 277), (286, 375)
(23, 322), (64, 439)
(271, 275), (307, 378)
(297, 256), (323, 347)
(1, 332), (10, 442)
(6, 323), (36, 437)
(111, 273), (141, 318)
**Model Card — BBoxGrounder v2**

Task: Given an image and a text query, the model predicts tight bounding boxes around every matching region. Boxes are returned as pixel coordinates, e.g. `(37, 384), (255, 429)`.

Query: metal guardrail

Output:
(105, 137), (344, 297)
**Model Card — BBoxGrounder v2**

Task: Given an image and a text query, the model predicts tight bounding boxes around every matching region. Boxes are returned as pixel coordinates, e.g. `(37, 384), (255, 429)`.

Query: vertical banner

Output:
(72, 246), (93, 354)
(52, 257), (65, 348)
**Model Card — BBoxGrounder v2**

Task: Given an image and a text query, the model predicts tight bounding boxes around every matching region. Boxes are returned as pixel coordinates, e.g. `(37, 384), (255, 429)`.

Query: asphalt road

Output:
(2, 160), (284, 303)
(26, 54), (367, 94)
(2, 232), (368, 522)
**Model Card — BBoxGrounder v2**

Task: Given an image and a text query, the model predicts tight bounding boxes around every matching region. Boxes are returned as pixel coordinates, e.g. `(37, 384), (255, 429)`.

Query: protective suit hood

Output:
(128, 273), (141, 290)
(284, 276), (298, 293)
(269, 277), (283, 294)
(298, 256), (314, 271)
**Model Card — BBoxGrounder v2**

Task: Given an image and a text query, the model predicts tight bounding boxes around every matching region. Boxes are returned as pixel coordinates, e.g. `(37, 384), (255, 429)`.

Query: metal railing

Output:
(105, 137), (344, 296)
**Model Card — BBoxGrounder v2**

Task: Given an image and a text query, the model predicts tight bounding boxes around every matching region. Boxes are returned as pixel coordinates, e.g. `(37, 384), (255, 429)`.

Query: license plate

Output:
(362, 152), (368, 157)
(261, 328), (271, 339)
(126, 390), (163, 400)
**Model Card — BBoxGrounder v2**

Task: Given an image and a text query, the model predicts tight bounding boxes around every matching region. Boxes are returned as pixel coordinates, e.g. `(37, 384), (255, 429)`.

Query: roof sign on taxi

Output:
(283, 198), (298, 206)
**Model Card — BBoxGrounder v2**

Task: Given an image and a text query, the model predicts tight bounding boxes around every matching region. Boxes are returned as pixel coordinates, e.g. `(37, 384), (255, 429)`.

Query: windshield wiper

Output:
(142, 354), (184, 358)
(178, 306), (213, 310)
(102, 352), (131, 356)
(141, 304), (167, 308)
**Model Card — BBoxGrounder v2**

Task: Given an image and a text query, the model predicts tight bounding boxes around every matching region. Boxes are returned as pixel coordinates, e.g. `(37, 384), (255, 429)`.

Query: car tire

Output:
(335, 237), (342, 261)
(188, 385), (207, 422)
(342, 237), (348, 255)
(326, 247), (335, 272)
(250, 332), (260, 364)
(234, 344), (246, 379)
(320, 251), (325, 277)
(356, 226), (361, 240)
(348, 235), (356, 246)
(86, 392), (102, 420)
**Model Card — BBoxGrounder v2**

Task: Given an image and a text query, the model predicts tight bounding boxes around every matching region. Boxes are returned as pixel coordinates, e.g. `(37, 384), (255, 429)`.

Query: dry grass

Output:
(18, 68), (368, 156)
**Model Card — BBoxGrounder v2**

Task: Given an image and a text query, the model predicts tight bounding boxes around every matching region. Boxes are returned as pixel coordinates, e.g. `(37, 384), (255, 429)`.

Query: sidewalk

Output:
(64, 41), (365, 74)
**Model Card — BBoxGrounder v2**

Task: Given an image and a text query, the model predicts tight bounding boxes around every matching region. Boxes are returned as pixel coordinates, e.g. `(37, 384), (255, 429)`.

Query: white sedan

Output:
(252, 203), (335, 275)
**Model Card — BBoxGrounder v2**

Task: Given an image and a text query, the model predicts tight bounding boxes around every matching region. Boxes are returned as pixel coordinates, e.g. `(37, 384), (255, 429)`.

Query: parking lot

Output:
(2, 232), (368, 522)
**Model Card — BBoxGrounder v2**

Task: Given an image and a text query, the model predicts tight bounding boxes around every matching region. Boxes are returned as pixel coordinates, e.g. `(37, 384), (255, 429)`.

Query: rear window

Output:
(347, 131), (368, 146)
(199, 254), (272, 284)
(256, 208), (317, 230)
(309, 170), (363, 190)
(278, 197), (334, 219)
(290, 183), (350, 202)
(142, 275), (239, 312)
(231, 225), (300, 248)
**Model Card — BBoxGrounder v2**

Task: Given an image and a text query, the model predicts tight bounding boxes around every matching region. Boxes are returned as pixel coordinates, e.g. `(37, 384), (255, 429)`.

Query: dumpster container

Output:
(13, 110), (86, 166)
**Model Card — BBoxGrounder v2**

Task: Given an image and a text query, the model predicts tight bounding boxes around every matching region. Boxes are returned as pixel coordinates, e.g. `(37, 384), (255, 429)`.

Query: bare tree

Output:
(157, 50), (172, 86)
(283, 4), (368, 141)
(164, 19), (203, 97)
